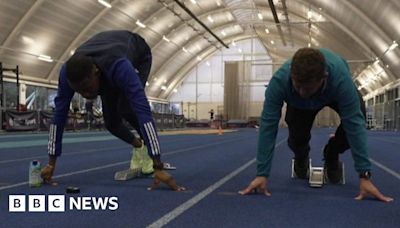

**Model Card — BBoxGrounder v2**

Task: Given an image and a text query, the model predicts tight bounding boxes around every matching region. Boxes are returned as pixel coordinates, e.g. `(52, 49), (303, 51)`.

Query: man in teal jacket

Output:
(239, 48), (393, 202)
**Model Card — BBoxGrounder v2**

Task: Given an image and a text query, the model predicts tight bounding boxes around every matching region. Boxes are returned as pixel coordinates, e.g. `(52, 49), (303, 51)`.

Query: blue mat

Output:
(0, 128), (398, 227)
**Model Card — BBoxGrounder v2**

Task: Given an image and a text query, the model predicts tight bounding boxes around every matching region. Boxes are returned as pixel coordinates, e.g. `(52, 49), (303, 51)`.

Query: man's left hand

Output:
(148, 170), (186, 191)
(355, 179), (393, 202)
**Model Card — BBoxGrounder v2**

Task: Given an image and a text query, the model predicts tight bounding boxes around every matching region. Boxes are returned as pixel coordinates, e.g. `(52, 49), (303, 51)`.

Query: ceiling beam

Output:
(267, 0), (286, 46)
(0, 0), (45, 57)
(45, 0), (120, 80)
(173, 0), (229, 48)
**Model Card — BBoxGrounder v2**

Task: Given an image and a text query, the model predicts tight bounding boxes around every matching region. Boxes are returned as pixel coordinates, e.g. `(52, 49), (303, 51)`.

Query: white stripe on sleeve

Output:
(148, 122), (160, 155)
(144, 122), (159, 156)
(48, 124), (56, 155)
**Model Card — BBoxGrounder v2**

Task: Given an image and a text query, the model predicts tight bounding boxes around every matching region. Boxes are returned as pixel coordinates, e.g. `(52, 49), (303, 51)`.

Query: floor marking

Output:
(0, 161), (129, 191)
(0, 136), (251, 191)
(0, 136), (231, 164)
(160, 136), (250, 156)
(217, 191), (238, 196)
(0, 146), (127, 164)
(147, 138), (286, 228)
(369, 136), (400, 145)
(370, 158), (400, 180)
(0, 131), (107, 139)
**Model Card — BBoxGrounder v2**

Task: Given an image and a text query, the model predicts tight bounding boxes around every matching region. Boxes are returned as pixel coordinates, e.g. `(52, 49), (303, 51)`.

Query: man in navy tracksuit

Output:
(239, 48), (392, 202)
(41, 30), (185, 191)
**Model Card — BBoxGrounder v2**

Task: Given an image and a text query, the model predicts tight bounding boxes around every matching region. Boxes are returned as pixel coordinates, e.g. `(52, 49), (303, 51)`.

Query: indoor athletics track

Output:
(0, 128), (399, 227)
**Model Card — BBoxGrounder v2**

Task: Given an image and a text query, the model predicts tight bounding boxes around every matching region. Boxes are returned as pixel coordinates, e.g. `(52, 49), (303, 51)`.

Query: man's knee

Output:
(327, 136), (349, 154)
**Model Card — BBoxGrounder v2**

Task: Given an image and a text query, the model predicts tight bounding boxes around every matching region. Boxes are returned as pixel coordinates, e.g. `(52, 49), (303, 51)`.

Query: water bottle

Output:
(29, 160), (42, 187)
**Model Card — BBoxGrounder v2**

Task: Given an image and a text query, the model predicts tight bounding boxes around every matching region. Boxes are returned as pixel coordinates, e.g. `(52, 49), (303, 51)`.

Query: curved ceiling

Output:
(0, 0), (399, 100)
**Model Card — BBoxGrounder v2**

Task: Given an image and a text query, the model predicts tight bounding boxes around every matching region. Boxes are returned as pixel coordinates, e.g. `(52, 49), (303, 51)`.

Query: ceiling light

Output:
(190, 0), (197, 4)
(307, 10), (312, 19)
(98, 0), (112, 8)
(388, 40), (398, 52)
(21, 36), (35, 44)
(136, 20), (146, 28)
(38, 54), (53, 62)
(257, 13), (263, 20)
(207, 16), (214, 23)
(182, 47), (188, 53)
(265, 28), (270, 34)
(163, 35), (170, 42)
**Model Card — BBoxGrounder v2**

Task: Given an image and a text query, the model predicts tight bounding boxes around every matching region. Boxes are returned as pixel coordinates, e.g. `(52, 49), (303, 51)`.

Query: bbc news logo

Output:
(8, 195), (119, 212)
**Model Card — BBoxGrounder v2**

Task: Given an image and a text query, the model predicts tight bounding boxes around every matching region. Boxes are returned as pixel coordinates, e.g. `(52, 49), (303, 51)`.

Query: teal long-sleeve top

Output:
(257, 48), (371, 177)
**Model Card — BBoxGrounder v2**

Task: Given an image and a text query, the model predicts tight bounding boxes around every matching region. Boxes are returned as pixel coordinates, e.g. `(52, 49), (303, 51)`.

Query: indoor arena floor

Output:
(0, 128), (399, 227)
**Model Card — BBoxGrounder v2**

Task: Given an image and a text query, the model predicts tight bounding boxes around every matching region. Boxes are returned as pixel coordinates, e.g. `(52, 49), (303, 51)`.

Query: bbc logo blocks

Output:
(9, 195), (65, 212)
(8, 195), (118, 212)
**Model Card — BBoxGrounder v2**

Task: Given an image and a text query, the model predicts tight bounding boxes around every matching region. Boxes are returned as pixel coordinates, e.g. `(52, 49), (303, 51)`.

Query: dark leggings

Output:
(285, 93), (366, 160)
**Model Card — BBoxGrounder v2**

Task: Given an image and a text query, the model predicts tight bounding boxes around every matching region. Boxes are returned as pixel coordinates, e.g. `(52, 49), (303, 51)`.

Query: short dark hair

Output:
(66, 54), (94, 85)
(291, 48), (326, 83)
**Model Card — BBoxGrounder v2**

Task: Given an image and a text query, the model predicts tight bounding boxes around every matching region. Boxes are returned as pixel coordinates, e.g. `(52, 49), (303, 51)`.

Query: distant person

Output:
(209, 109), (214, 120)
(41, 30), (185, 191)
(239, 48), (393, 202)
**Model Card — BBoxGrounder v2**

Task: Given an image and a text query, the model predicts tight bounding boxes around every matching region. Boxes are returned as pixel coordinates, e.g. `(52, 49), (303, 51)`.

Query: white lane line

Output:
(0, 136), (231, 164)
(0, 146), (128, 164)
(0, 136), (250, 191)
(0, 161), (129, 191)
(147, 138), (287, 228)
(147, 159), (255, 228)
(370, 158), (400, 180)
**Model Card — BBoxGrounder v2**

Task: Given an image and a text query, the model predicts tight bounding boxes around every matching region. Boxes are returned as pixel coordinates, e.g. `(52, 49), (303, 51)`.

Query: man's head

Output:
(290, 48), (327, 98)
(66, 54), (100, 99)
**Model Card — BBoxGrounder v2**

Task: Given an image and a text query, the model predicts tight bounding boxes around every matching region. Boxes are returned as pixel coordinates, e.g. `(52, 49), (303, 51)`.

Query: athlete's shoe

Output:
(130, 147), (142, 170)
(323, 144), (342, 184)
(294, 157), (310, 179)
(137, 145), (154, 175)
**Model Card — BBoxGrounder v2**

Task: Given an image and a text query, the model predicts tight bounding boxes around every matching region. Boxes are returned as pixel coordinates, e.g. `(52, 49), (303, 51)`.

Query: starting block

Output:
(114, 168), (142, 181)
(291, 159), (345, 187)
(324, 161), (346, 186)
(309, 166), (324, 187)
(114, 163), (176, 181)
(291, 159), (311, 179)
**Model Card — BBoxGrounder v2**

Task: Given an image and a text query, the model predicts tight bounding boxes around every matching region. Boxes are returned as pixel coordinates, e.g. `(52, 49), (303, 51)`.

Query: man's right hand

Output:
(41, 156), (58, 186)
(148, 170), (186, 191)
(238, 176), (271, 196)
(41, 165), (58, 185)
